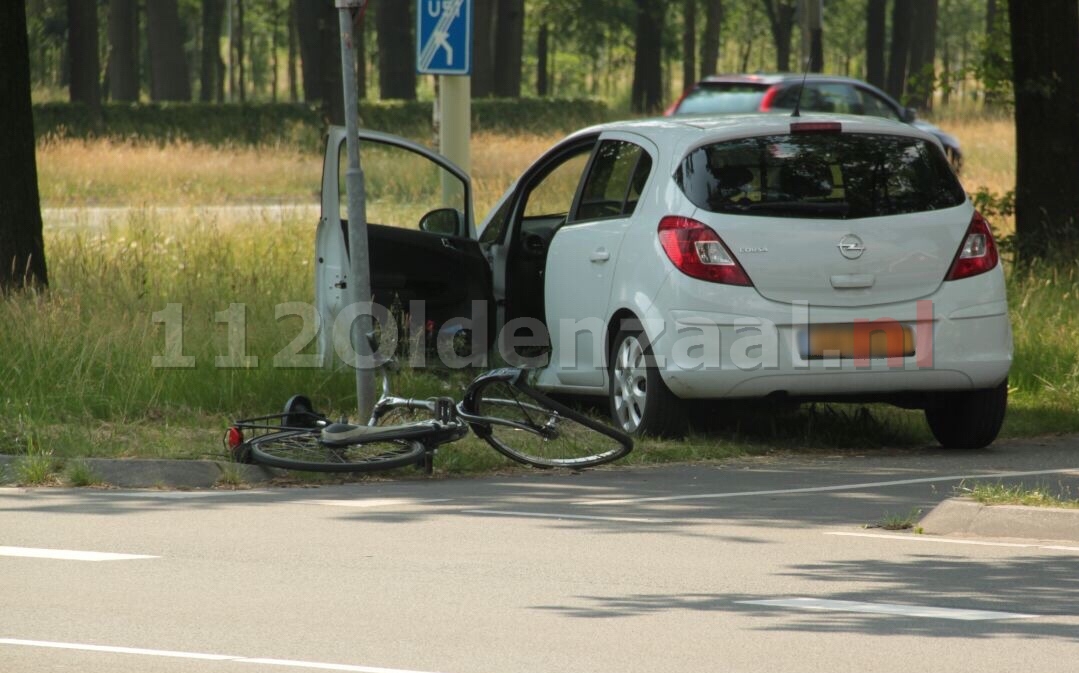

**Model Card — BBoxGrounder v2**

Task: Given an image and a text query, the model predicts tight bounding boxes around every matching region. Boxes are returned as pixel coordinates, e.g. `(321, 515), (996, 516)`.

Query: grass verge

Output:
(958, 481), (1079, 509)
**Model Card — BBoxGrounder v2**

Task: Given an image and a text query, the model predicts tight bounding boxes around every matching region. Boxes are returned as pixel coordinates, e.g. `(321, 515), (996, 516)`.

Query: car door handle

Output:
(590, 248), (611, 263)
(441, 237), (457, 250)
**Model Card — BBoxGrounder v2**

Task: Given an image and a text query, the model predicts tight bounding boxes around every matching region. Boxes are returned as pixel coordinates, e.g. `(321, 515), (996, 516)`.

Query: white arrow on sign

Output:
(419, 0), (464, 70)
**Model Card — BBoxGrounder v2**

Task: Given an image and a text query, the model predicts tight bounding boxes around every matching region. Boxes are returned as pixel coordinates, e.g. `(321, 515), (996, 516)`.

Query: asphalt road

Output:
(3, 436), (1078, 673)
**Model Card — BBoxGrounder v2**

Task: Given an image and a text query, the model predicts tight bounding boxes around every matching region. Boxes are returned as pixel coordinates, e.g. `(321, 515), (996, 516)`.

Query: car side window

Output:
(521, 149), (592, 220)
(338, 140), (467, 235)
(857, 88), (901, 120)
(572, 140), (651, 222)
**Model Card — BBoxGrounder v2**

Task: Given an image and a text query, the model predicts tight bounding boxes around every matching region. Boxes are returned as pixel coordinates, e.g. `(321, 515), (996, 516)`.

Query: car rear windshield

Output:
(674, 83), (769, 115)
(675, 132), (966, 219)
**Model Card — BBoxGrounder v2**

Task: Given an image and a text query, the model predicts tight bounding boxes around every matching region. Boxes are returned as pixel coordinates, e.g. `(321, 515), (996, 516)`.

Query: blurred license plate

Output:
(806, 324), (914, 359)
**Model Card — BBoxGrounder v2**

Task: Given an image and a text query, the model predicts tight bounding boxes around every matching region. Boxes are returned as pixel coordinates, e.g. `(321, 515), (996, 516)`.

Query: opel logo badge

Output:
(837, 234), (866, 260)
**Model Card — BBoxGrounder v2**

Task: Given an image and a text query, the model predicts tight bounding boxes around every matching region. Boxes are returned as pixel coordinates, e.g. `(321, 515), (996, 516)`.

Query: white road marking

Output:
(300, 498), (450, 509)
(577, 467), (1079, 506)
(0, 547), (158, 562)
(462, 509), (671, 524)
(0, 638), (445, 673)
(827, 531), (1079, 553)
(736, 598), (1036, 621)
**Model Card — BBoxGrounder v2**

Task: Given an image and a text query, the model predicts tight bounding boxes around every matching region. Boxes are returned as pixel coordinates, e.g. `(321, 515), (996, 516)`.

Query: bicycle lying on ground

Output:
(225, 352), (633, 474)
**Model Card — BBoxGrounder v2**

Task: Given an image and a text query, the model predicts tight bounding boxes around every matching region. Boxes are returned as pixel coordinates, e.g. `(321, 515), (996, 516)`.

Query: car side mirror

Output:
(419, 207), (464, 237)
(901, 107), (917, 123)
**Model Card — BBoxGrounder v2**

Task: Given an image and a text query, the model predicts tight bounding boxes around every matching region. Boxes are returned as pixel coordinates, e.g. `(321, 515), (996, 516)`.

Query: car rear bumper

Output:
(642, 271), (1013, 400)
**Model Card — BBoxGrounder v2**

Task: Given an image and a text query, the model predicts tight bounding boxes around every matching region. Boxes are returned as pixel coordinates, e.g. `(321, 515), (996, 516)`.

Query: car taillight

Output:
(759, 85), (780, 111)
(945, 211), (999, 281)
(657, 216), (753, 286)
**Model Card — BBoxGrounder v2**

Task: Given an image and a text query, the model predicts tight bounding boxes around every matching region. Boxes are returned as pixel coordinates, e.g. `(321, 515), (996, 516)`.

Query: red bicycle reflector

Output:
(226, 427), (244, 448)
(790, 121), (842, 134)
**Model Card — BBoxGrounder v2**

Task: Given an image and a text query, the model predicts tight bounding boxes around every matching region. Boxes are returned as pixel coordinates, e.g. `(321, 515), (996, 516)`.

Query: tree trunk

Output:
(536, 23), (549, 96)
(376, 0), (416, 100)
(699, 0), (722, 79)
(865, 0), (886, 89)
(631, 0), (666, 113)
(682, 0), (696, 93)
(472, 0), (495, 97)
(68, 0), (101, 119)
(296, 0), (343, 125)
(146, 0), (192, 101)
(108, 0), (139, 101)
(235, 0), (246, 102)
(0, 0), (48, 291)
(200, 0), (226, 102)
(288, 0), (299, 102)
(984, 0), (1007, 108)
(907, 0), (938, 111)
(886, 0), (913, 101)
(1009, 0), (1079, 263)
(493, 0), (524, 97)
(761, 0), (796, 72)
(807, 0), (823, 72)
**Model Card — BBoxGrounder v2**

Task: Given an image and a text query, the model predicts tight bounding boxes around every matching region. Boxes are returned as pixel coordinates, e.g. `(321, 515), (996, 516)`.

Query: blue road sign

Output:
(416, 0), (472, 75)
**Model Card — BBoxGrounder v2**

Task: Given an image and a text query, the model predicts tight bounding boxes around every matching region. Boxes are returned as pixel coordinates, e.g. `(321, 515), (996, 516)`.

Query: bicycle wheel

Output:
(246, 429), (425, 473)
(461, 371), (633, 469)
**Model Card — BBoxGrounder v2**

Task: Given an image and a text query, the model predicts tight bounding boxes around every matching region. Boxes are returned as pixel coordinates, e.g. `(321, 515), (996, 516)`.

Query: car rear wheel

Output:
(924, 380), (1008, 449)
(609, 328), (687, 437)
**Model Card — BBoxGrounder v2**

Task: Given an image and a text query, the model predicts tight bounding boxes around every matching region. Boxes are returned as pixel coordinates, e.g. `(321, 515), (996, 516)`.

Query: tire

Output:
(246, 429), (426, 473)
(924, 380), (1008, 449)
(463, 374), (633, 469)
(609, 328), (687, 437)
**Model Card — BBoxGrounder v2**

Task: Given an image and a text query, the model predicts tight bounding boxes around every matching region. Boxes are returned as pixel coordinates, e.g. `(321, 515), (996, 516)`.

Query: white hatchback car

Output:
(315, 114), (1012, 448)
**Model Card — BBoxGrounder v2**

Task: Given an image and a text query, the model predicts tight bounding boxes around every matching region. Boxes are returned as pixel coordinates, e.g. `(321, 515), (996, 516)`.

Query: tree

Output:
(146, 0), (192, 101)
(107, 0), (139, 101)
(682, 0), (696, 92)
(908, 0), (939, 110)
(0, 0), (48, 291)
(886, 0), (913, 100)
(200, 0), (226, 102)
(699, 0), (722, 79)
(1009, 0), (1079, 262)
(375, 0), (415, 100)
(630, 0), (666, 112)
(760, 0), (797, 72)
(865, 0), (886, 88)
(296, 0), (344, 124)
(472, 0), (496, 97)
(494, 0), (525, 97)
(67, 0), (100, 117)
(536, 22), (550, 95)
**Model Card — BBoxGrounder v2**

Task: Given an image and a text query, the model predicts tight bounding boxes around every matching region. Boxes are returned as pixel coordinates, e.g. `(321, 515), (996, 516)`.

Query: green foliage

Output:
(972, 186), (1016, 252)
(32, 99), (610, 147)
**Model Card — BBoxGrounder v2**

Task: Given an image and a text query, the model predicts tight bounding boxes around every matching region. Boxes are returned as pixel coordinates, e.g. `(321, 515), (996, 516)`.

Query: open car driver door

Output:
(316, 128), (494, 367)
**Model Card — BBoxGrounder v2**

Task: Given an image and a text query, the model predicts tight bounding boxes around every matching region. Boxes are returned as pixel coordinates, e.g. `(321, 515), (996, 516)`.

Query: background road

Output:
(3, 436), (1078, 673)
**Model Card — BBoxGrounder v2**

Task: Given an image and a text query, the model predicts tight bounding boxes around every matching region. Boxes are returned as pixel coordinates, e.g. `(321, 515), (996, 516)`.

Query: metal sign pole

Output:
(336, 1), (376, 421)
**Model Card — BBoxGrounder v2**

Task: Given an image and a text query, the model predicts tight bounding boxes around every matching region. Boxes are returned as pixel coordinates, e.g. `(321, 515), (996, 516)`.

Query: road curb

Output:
(0, 455), (281, 489)
(919, 497), (1079, 543)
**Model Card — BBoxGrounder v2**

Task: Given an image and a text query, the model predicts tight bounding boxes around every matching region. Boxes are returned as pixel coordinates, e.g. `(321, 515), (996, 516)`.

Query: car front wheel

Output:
(609, 328), (687, 437)
(924, 380), (1008, 449)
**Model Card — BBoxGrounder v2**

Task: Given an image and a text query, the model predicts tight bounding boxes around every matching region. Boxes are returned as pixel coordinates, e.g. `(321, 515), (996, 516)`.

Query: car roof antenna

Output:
(791, 67), (810, 118)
